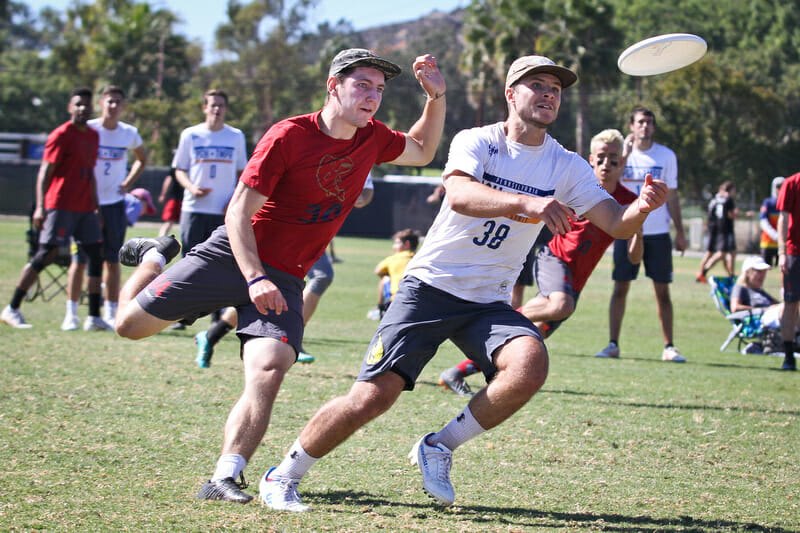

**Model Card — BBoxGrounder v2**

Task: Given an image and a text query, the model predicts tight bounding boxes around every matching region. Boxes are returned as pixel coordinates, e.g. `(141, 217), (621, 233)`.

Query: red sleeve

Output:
(239, 123), (290, 198)
(372, 120), (406, 164)
(43, 124), (66, 165)
(777, 175), (799, 213)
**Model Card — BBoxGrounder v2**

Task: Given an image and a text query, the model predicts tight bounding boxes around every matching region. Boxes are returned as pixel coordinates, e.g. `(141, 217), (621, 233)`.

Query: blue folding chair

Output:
(708, 275), (775, 353)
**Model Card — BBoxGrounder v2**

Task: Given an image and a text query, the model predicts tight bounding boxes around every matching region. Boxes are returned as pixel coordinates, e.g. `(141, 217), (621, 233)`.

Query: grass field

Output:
(0, 215), (797, 532)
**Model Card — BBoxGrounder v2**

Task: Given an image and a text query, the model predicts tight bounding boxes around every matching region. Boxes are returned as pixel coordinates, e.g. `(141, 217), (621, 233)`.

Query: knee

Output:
(552, 299), (575, 320)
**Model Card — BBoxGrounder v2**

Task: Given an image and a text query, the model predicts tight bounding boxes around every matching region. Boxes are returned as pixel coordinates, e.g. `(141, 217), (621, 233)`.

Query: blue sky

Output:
(24, 0), (467, 60)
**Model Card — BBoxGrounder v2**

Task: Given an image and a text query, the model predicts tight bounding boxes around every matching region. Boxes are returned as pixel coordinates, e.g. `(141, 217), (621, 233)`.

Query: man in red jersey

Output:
(776, 171), (800, 371)
(2, 87), (103, 329)
(113, 48), (446, 503)
(438, 129), (643, 394)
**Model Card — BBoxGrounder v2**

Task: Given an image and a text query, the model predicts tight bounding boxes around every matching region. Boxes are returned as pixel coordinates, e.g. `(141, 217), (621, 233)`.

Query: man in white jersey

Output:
(61, 85), (147, 331)
(173, 89), (247, 257)
(595, 106), (688, 362)
(260, 55), (668, 511)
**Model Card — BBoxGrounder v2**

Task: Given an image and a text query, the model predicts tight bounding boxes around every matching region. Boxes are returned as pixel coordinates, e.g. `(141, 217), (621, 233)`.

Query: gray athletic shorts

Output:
(40, 209), (102, 247)
(357, 276), (543, 390)
(612, 233), (673, 284)
(179, 211), (225, 256)
(72, 201), (127, 264)
(135, 226), (305, 354)
(306, 253), (334, 296)
(533, 245), (580, 335)
(783, 254), (800, 302)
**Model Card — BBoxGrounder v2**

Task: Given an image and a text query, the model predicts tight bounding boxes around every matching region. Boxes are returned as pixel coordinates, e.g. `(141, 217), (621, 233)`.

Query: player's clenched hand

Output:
(525, 197), (575, 236)
(413, 54), (446, 100)
(248, 278), (288, 315)
(636, 173), (668, 213)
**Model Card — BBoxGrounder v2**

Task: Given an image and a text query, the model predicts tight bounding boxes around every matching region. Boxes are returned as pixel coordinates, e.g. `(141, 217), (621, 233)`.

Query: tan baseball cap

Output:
(505, 55), (577, 90)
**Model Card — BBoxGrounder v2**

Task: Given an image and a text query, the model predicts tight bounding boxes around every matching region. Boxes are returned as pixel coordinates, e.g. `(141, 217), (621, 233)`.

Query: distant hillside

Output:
(356, 8), (465, 56)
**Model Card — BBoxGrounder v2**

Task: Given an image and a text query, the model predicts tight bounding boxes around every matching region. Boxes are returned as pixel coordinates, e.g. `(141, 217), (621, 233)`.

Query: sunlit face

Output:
(68, 94), (92, 125)
(392, 238), (404, 253)
(508, 73), (562, 127)
(589, 141), (624, 190)
(330, 67), (385, 128)
(100, 92), (125, 121)
(745, 268), (768, 288)
(203, 95), (228, 127)
(630, 111), (655, 142)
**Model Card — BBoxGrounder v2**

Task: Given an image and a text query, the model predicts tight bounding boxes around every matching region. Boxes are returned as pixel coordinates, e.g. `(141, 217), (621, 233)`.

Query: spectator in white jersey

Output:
(61, 85), (147, 331)
(170, 88), (247, 329)
(259, 55), (668, 511)
(173, 89), (247, 256)
(595, 107), (688, 363)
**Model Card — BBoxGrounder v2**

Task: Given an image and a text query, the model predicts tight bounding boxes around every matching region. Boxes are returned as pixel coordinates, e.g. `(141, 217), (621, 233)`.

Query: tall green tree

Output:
(460, 0), (621, 155)
(210, 0), (320, 143)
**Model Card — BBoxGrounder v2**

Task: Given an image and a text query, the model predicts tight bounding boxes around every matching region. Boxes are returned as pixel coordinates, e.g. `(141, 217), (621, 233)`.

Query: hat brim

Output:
(507, 65), (578, 89)
(334, 58), (402, 81)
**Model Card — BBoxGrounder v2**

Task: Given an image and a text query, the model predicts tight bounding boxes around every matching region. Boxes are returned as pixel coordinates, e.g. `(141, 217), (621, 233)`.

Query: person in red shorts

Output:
(112, 48), (447, 504)
(157, 167), (183, 237)
(439, 128), (643, 394)
(2, 87), (103, 330)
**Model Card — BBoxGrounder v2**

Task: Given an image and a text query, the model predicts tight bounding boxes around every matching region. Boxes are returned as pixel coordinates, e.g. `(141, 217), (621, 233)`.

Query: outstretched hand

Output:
(637, 173), (668, 214)
(413, 54), (446, 100)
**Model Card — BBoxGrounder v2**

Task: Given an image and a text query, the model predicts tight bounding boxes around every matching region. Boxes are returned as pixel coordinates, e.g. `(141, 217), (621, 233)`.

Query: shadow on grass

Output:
(307, 489), (789, 532)
(416, 380), (800, 417)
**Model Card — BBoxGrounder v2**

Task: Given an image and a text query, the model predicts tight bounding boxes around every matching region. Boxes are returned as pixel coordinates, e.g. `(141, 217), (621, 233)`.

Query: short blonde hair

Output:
(590, 129), (624, 154)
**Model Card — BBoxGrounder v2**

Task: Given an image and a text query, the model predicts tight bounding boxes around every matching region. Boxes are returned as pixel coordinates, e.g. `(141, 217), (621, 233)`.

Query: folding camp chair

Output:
(24, 219), (71, 303)
(708, 275), (780, 353)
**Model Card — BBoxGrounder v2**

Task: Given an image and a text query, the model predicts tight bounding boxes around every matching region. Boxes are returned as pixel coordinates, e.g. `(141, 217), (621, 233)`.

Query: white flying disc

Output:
(618, 33), (707, 76)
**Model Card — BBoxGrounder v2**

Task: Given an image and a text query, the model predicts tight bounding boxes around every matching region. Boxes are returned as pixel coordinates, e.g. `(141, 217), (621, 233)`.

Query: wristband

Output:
(426, 91), (445, 101)
(247, 275), (269, 287)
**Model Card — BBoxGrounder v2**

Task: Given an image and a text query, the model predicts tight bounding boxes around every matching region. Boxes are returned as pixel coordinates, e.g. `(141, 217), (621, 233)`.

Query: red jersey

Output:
(547, 184), (638, 292)
(43, 121), (99, 212)
(240, 111), (406, 278)
(776, 172), (800, 256)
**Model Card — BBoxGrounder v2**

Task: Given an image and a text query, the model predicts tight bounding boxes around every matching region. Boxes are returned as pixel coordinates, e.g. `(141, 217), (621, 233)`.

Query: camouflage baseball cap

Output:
(328, 48), (402, 81)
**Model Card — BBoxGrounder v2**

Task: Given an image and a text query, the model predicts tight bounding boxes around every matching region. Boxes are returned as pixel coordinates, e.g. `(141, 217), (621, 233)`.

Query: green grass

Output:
(0, 215), (797, 532)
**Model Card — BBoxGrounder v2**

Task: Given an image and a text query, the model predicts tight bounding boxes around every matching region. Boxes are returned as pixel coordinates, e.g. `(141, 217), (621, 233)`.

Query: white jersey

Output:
(621, 142), (677, 235)
(88, 118), (144, 206)
(405, 122), (611, 304)
(172, 123), (247, 215)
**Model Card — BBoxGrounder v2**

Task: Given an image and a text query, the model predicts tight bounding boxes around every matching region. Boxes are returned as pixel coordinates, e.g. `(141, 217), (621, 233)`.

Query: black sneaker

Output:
(119, 235), (180, 267)
(782, 358), (797, 371)
(197, 474), (253, 503)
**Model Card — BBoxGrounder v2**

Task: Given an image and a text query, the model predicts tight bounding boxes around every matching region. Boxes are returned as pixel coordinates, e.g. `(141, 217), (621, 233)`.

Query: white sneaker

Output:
(595, 342), (620, 358)
(61, 314), (80, 331)
(408, 433), (455, 506)
(258, 468), (309, 512)
(1, 305), (33, 329)
(662, 346), (686, 362)
(83, 316), (113, 331)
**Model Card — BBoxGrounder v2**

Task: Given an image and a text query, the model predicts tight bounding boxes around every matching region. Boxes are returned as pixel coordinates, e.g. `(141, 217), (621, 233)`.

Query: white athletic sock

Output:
(272, 439), (319, 481)
(211, 454), (247, 481)
(104, 300), (117, 320)
(65, 300), (78, 317)
(429, 405), (486, 451)
(141, 248), (166, 268)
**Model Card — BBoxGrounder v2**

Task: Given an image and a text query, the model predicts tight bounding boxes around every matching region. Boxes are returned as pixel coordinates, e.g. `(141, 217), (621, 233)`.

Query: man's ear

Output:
(327, 76), (338, 97)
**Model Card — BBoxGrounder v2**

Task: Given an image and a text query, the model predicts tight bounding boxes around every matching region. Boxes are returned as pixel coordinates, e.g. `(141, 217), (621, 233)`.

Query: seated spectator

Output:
(730, 255), (788, 329)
